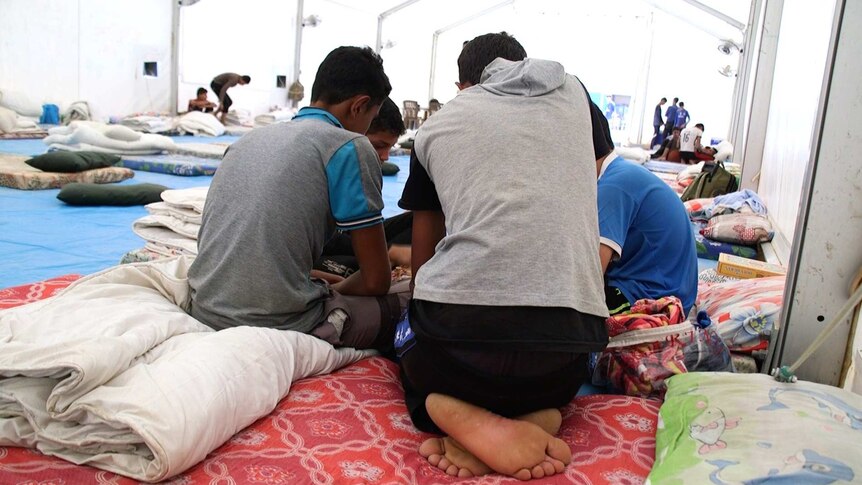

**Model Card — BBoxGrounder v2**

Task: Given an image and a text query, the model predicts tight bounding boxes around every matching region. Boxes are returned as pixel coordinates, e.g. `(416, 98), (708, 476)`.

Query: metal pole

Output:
(728, 0), (763, 146)
(293, 0), (304, 86)
(634, 13), (654, 146)
(681, 0), (746, 31)
(427, 0), (515, 100)
(640, 0), (742, 41)
(375, 0), (423, 53)
(170, 0), (180, 115)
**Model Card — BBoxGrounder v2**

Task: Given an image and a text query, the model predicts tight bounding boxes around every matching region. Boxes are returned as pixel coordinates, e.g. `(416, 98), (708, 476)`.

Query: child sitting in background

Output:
(187, 88), (216, 113)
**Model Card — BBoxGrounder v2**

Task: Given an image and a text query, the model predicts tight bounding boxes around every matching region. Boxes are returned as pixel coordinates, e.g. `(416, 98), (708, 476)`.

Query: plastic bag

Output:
(591, 311), (734, 398)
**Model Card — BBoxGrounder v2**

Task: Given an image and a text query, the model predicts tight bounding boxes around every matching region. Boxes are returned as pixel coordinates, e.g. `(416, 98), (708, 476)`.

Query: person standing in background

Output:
(662, 97), (679, 139)
(210, 72), (251, 123)
(650, 97), (666, 148)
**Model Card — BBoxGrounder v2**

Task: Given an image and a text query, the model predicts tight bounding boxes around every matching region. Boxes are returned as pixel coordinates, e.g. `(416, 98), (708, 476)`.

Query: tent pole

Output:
(376, 0), (423, 53)
(427, 0), (515, 100)
(170, 0), (180, 115)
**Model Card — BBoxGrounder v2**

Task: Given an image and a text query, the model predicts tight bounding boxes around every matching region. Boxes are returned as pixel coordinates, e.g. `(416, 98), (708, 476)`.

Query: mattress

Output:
(0, 129), (48, 140)
(0, 153), (134, 190)
(0, 276), (660, 485)
(117, 153), (221, 176)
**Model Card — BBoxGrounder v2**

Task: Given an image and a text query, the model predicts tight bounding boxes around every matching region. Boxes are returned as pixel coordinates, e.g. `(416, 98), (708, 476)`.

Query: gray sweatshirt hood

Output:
(479, 57), (567, 97)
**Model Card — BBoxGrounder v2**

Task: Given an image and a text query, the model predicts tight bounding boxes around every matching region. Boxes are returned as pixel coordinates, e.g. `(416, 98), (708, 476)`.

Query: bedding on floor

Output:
(130, 187), (207, 257)
(0, 271), (661, 484)
(0, 153), (134, 190)
(0, 258), (372, 482)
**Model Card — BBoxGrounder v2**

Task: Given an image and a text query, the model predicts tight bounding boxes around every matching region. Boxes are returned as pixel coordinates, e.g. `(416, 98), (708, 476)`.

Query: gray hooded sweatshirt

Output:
(412, 57), (609, 318)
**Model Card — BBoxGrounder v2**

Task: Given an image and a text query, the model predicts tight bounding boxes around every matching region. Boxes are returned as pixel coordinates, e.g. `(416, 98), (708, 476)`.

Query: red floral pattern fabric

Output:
(1, 277), (659, 484)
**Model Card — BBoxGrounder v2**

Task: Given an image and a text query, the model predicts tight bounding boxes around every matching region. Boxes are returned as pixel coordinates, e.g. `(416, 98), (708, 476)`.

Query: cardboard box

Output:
(716, 253), (786, 279)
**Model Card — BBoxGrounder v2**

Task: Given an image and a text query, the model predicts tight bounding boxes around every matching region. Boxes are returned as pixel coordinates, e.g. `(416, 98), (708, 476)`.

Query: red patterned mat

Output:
(0, 277), (659, 484)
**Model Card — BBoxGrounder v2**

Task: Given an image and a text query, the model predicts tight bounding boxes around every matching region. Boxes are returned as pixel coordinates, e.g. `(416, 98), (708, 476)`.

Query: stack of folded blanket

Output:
(125, 187), (207, 262)
(254, 108), (296, 127)
(225, 108), (253, 127)
(120, 114), (176, 134)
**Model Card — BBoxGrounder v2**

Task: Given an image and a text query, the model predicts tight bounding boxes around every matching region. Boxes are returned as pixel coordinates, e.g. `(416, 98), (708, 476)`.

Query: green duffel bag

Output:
(681, 161), (739, 201)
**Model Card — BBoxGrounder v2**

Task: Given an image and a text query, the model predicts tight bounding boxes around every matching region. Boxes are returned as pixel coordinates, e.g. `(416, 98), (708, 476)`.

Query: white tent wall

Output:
(373, 0), (748, 147)
(178, 0), (299, 115)
(296, 0), (379, 107)
(0, 0), (173, 120)
(754, 0), (837, 257)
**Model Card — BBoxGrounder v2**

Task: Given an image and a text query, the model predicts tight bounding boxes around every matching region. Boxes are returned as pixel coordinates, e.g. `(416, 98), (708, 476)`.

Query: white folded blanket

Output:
(160, 187), (208, 213)
(146, 201), (202, 224)
(0, 257), (371, 482)
(175, 111), (225, 137)
(121, 115), (176, 134)
(133, 219), (198, 255)
(254, 108), (296, 127)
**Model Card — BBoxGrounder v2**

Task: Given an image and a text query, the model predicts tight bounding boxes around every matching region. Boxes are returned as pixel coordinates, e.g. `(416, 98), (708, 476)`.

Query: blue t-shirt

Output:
(598, 157), (698, 312)
(675, 108), (690, 128)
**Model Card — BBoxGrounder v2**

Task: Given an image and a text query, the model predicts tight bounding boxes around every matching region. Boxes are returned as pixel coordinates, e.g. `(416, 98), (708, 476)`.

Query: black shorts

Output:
(210, 82), (232, 111)
(605, 285), (631, 315)
(680, 151), (697, 164)
(398, 299), (607, 434)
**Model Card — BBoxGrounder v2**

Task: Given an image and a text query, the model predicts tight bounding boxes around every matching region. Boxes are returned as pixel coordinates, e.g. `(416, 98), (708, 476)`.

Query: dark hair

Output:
(241, 75), (251, 83)
(311, 46), (392, 105)
(695, 123), (705, 130)
(660, 97), (667, 102)
(196, 87), (207, 95)
(679, 101), (685, 107)
(458, 32), (527, 85)
(368, 98), (405, 136)
(673, 97), (679, 103)
(429, 98), (439, 104)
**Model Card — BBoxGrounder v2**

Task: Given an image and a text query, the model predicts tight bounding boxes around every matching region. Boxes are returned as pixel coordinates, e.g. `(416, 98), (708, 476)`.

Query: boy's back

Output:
(407, 57), (607, 317)
(189, 109), (384, 332)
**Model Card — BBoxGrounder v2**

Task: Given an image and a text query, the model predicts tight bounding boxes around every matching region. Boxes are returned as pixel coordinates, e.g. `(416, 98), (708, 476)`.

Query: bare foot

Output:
(388, 245), (411, 268)
(425, 393), (572, 480)
(419, 436), (491, 477)
(419, 408), (562, 478)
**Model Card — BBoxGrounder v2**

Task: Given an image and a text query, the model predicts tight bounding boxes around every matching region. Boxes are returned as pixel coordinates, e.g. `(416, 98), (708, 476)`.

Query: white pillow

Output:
(714, 140), (734, 162)
(0, 89), (43, 117)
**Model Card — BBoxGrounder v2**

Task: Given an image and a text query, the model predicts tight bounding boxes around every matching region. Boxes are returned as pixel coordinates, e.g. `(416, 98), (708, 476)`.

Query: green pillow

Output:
(26, 151), (121, 173)
(57, 183), (168, 206)
(381, 161), (400, 176)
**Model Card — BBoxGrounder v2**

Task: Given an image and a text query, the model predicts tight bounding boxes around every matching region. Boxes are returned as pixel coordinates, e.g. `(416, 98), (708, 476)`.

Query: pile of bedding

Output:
(44, 121), (177, 155)
(128, 186), (207, 259)
(119, 113), (175, 134)
(175, 111), (225, 137)
(254, 107), (296, 127)
(685, 189), (774, 260)
(0, 257), (371, 483)
(0, 105), (47, 139)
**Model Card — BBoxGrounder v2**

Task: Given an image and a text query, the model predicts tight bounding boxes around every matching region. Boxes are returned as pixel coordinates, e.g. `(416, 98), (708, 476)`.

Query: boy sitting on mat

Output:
(315, 97), (412, 278)
(396, 32), (611, 480)
(189, 46), (408, 352)
(187, 87), (216, 113)
(597, 148), (699, 315)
